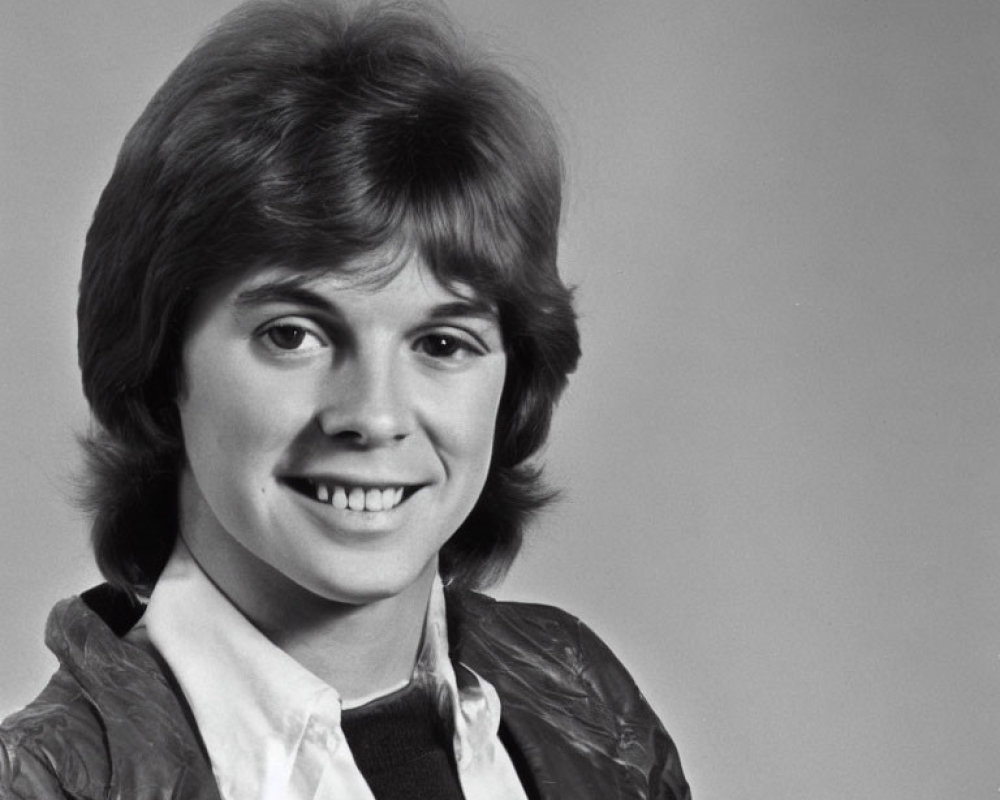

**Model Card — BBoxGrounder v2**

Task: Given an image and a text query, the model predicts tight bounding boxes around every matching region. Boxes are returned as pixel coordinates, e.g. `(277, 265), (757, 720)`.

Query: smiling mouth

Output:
(283, 478), (418, 512)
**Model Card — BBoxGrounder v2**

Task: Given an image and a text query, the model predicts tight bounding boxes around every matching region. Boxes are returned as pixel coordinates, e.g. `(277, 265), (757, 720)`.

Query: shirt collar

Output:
(141, 538), (528, 800)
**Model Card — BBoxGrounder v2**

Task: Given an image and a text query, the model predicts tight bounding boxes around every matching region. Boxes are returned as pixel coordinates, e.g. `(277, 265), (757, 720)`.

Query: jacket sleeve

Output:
(0, 675), (109, 800)
(0, 737), (73, 800)
(570, 615), (692, 800)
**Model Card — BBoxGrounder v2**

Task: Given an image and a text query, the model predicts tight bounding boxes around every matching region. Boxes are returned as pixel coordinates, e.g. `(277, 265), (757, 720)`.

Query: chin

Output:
(301, 558), (439, 607)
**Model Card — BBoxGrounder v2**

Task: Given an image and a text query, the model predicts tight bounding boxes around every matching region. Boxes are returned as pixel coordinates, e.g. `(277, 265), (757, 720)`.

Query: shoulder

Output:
(1, 587), (218, 800)
(1, 667), (112, 799)
(450, 591), (691, 800)
(451, 591), (640, 702)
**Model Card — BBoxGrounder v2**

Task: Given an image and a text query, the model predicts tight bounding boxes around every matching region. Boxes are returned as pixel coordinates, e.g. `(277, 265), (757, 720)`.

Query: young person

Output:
(0, 2), (690, 798)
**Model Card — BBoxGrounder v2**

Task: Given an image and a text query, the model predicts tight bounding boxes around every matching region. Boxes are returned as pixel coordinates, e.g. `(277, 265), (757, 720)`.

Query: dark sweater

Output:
(341, 682), (465, 800)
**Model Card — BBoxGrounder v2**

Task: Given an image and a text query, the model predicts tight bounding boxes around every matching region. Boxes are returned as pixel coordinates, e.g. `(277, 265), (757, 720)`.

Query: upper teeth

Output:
(311, 482), (405, 511)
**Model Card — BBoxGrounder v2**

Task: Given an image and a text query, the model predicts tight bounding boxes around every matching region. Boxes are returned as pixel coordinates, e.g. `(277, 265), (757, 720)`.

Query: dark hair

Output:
(78, 0), (580, 596)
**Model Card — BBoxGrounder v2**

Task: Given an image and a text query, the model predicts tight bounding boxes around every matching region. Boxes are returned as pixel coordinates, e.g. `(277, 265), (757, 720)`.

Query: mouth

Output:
(282, 477), (419, 512)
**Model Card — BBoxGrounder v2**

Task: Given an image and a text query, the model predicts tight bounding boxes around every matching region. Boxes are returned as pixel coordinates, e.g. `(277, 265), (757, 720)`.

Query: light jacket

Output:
(0, 584), (690, 799)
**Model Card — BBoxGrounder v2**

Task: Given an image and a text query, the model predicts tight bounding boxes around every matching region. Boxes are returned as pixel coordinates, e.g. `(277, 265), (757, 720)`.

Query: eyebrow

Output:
(234, 276), (500, 323)
(426, 299), (499, 323)
(235, 277), (336, 314)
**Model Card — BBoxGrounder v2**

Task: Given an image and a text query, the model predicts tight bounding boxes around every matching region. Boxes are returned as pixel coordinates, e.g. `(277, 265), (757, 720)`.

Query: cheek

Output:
(180, 373), (251, 464)
(178, 356), (302, 493)
(177, 384), (291, 540)
(447, 363), (507, 466)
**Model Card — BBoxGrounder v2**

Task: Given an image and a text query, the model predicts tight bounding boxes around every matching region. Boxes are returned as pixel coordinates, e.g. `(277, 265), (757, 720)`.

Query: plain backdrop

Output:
(2, 1), (999, 798)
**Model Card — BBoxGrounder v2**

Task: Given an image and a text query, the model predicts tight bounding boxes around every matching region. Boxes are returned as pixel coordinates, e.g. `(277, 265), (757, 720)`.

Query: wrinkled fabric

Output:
(0, 585), (690, 800)
(143, 540), (527, 800)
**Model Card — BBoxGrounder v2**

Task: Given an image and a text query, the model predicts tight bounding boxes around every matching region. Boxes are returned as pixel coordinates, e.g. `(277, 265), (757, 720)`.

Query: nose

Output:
(315, 353), (413, 447)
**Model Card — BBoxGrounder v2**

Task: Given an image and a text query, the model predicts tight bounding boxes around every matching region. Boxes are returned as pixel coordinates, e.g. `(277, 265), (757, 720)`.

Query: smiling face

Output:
(175, 251), (507, 618)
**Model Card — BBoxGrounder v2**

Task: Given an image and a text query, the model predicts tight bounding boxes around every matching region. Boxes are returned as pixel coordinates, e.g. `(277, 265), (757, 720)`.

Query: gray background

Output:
(2, 1), (999, 797)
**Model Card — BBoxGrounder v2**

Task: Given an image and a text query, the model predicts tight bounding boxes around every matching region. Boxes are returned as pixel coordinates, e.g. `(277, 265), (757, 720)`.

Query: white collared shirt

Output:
(141, 540), (528, 800)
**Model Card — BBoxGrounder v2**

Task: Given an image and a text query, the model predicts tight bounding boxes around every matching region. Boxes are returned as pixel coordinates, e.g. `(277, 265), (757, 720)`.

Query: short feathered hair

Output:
(77, 0), (580, 597)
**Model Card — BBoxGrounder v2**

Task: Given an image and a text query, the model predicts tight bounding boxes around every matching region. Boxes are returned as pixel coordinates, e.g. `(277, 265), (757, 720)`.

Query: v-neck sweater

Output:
(341, 682), (465, 800)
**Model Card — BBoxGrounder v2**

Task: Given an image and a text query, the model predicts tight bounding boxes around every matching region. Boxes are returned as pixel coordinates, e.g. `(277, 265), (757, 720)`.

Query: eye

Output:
(259, 322), (326, 354)
(415, 332), (482, 361)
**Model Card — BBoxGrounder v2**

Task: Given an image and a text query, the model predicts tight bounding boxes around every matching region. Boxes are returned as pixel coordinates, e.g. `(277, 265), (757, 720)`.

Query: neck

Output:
(180, 533), (435, 702)
(260, 579), (433, 702)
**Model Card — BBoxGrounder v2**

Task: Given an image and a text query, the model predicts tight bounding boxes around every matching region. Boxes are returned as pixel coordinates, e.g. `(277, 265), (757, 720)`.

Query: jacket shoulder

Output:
(2, 589), (220, 800)
(1, 667), (112, 799)
(452, 591), (691, 800)
(459, 592), (652, 714)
